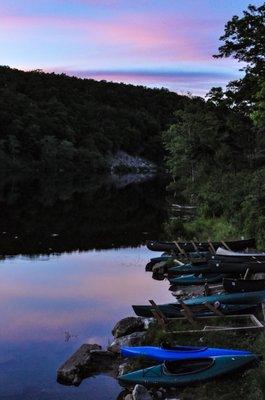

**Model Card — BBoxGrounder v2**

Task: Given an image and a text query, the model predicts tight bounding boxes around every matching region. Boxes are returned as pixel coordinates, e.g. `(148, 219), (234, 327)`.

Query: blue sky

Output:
(0, 0), (262, 95)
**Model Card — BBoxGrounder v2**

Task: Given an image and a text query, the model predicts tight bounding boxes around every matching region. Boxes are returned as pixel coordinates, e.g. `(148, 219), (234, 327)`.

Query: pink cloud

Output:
(0, 12), (221, 62)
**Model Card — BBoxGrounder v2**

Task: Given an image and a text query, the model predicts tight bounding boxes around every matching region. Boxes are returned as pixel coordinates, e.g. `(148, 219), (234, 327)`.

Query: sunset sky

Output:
(0, 0), (262, 96)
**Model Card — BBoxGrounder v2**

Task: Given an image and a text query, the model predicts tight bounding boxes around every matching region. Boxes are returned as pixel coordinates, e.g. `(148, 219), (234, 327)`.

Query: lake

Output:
(0, 174), (174, 400)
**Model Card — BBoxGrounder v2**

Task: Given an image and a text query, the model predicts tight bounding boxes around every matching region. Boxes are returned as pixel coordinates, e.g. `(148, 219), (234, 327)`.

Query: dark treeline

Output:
(164, 3), (265, 244)
(0, 66), (194, 172)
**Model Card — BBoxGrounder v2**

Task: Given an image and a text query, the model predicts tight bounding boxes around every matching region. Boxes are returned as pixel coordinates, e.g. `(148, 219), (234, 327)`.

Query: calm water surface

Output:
(0, 175), (174, 400)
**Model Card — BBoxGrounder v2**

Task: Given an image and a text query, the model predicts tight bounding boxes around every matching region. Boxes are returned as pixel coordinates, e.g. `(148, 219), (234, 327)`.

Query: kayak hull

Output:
(119, 355), (258, 386)
(169, 273), (227, 286)
(132, 303), (257, 318)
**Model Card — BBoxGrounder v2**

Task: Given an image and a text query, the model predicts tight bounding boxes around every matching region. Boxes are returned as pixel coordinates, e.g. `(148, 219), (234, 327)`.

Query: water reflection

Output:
(0, 174), (168, 256)
(0, 175), (173, 399)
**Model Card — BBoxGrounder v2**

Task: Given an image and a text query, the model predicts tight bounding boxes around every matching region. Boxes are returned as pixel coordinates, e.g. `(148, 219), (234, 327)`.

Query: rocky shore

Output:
(57, 316), (180, 399)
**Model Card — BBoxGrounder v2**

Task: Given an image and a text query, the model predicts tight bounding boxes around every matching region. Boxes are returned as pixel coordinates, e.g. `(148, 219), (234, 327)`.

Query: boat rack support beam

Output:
(149, 299), (168, 328)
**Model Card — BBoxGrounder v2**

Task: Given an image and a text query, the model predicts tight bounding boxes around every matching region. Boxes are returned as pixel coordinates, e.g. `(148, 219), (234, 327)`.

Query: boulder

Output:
(125, 395), (133, 400)
(142, 318), (154, 330)
(112, 317), (145, 338)
(57, 343), (117, 386)
(132, 384), (152, 400)
(118, 361), (133, 376)
(108, 331), (146, 354)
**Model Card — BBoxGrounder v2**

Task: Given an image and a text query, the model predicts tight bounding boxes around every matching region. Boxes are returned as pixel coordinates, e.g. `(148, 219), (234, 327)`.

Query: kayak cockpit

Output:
(163, 358), (214, 376)
(161, 343), (207, 352)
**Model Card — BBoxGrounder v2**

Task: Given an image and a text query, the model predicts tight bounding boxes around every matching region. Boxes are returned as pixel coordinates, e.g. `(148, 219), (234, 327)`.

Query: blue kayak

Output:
(121, 345), (252, 361)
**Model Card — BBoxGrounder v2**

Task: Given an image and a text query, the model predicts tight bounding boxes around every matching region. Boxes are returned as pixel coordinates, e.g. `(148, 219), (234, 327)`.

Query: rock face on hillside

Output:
(109, 151), (156, 173)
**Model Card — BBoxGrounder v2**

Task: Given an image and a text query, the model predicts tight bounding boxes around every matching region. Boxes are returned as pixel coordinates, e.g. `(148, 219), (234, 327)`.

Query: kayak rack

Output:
(165, 314), (264, 334)
(149, 299), (225, 328)
(149, 299), (264, 333)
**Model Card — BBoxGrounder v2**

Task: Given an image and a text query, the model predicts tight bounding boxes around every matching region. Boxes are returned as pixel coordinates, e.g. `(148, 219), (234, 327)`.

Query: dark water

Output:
(0, 174), (173, 400)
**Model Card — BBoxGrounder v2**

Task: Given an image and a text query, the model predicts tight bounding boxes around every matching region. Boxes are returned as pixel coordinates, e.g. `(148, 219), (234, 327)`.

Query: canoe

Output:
(223, 278), (265, 293)
(169, 273), (227, 286)
(132, 303), (257, 318)
(146, 238), (255, 253)
(119, 355), (258, 386)
(214, 247), (265, 262)
(121, 345), (252, 361)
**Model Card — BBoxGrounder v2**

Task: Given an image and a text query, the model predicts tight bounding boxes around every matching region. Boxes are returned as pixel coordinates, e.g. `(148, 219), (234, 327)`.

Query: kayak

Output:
(119, 355), (259, 386)
(223, 278), (265, 293)
(167, 263), (213, 275)
(169, 273), (227, 286)
(167, 260), (265, 276)
(146, 238), (255, 253)
(132, 303), (257, 318)
(209, 260), (265, 273)
(121, 345), (252, 361)
(181, 289), (265, 306)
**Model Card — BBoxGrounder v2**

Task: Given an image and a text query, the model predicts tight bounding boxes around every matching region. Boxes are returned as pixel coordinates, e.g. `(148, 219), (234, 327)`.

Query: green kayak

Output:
(119, 355), (259, 386)
(169, 273), (226, 286)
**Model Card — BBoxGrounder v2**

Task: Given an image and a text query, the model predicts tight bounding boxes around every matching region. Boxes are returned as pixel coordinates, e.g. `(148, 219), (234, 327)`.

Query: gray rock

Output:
(132, 384), (152, 400)
(125, 395), (133, 400)
(109, 151), (156, 174)
(108, 332), (146, 354)
(118, 361), (132, 376)
(156, 390), (163, 399)
(142, 318), (154, 330)
(57, 343), (117, 386)
(112, 317), (145, 338)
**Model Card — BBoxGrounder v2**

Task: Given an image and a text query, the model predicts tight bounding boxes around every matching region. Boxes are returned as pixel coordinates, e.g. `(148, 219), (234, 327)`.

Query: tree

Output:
(214, 3), (265, 111)
(214, 4), (265, 75)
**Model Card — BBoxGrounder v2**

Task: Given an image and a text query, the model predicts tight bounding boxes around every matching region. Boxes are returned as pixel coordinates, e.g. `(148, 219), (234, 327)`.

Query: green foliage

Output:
(183, 217), (237, 241)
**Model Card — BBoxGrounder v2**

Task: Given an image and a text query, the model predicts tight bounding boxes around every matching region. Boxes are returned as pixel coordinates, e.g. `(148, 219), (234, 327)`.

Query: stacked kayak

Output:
(223, 278), (265, 293)
(169, 273), (227, 286)
(133, 290), (265, 317)
(119, 354), (259, 386)
(133, 303), (256, 318)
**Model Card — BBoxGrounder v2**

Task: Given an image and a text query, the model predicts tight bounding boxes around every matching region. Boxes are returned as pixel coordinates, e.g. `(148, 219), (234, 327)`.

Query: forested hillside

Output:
(0, 67), (189, 172)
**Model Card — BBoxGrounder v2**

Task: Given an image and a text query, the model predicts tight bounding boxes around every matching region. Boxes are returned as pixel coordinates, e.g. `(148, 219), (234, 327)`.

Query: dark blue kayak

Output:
(121, 345), (252, 361)
(132, 303), (257, 318)
(169, 273), (226, 286)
